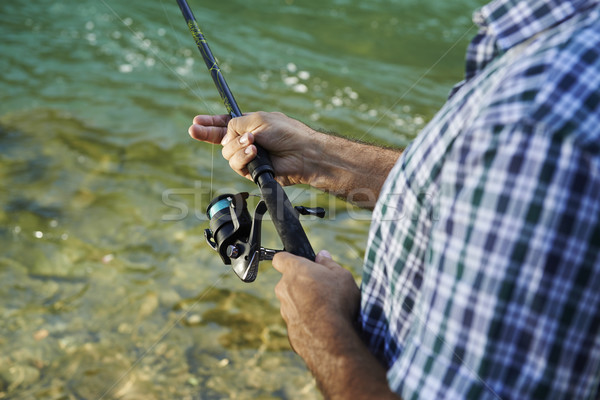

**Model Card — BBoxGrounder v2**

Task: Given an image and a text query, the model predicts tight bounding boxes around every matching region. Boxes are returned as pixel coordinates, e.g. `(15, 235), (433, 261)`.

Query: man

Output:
(189, 0), (600, 398)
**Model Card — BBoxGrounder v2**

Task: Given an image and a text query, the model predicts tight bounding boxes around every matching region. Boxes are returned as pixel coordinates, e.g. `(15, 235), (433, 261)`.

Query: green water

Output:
(0, 0), (485, 398)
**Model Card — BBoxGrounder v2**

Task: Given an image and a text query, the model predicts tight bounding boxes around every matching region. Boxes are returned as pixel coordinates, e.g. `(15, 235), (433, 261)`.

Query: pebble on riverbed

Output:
(33, 329), (49, 341)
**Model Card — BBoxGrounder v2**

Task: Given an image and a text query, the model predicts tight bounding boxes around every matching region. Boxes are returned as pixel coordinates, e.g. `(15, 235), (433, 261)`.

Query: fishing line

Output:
(88, 2), (232, 397)
(159, 0), (211, 102)
(159, 0), (217, 198)
(210, 140), (215, 200)
(176, 0), (316, 269)
(100, 0), (219, 214)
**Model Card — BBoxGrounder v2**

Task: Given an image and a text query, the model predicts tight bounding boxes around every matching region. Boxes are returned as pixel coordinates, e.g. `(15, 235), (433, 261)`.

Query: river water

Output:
(0, 0), (485, 398)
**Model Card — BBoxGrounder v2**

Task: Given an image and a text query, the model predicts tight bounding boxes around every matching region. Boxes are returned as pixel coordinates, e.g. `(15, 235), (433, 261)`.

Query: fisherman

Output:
(188, 0), (600, 398)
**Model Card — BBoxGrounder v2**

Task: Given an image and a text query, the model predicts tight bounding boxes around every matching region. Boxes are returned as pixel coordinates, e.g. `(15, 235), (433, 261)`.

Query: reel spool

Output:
(204, 192), (324, 282)
(205, 192), (270, 282)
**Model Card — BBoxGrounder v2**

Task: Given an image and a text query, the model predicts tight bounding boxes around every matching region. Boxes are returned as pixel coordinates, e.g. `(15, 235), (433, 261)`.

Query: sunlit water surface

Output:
(0, 0), (485, 398)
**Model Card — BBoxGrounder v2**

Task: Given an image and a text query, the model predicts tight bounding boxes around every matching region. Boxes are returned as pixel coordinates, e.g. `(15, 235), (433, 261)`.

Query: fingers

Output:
(273, 250), (340, 274)
(221, 113), (258, 146)
(314, 250), (342, 271)
(188, 113), (262, 181)
(315, 250), (333, 264)
(192, 114), (230, 126)
(188, 114), (230, 144)
(220, 132), (258, 178)
(229, 145), (257, 177)
(221, 132), (254, 158)
(188, 124), (227, 144)
(272, 250), (360, 327)
(272, 252), (297, 274)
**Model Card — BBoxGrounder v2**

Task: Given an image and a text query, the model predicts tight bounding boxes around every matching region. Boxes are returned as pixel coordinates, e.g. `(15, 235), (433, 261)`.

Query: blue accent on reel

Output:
(208, 198), (231, 219)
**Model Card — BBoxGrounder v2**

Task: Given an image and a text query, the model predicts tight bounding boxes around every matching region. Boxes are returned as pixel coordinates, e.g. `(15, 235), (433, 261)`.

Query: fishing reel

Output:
(204, 192), (324, 282)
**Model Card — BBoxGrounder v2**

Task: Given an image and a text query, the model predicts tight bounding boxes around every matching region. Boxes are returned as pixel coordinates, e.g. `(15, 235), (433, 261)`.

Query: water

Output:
(0, 0), (485, 398)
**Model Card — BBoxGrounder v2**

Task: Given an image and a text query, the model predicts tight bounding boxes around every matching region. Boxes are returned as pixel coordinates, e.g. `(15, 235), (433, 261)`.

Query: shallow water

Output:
(1, 0), (485, 398)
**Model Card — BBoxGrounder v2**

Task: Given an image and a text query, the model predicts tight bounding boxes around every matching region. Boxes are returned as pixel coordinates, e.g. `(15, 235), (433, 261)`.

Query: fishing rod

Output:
(176, 0), (318, 282)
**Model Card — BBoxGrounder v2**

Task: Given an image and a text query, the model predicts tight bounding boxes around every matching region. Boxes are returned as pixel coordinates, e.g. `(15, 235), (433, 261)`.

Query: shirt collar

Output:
(474, 0), (600, 51)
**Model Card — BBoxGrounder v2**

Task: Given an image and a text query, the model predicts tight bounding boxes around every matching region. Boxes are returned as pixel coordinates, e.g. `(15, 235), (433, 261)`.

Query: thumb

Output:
(315, 250), (339, 270)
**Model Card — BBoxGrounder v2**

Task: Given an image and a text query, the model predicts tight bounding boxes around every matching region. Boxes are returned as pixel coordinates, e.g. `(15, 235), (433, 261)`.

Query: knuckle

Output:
(228, 157), (239, 171)
(229, 150), (250, 171)
(227, 120), (241, 136)
(274, 281), (287, 300)
(221, 146), (230, 160)
(254, 111), (269, 122)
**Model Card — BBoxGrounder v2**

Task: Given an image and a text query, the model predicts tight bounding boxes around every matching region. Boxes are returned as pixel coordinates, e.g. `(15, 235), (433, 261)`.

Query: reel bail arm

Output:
(204, 192), (324, 282)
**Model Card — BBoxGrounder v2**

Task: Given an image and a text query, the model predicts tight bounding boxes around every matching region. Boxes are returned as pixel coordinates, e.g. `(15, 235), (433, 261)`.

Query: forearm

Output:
(301, 317), (401, 400)
(304, 132), (402, 209)
(273, 252), (401, 399)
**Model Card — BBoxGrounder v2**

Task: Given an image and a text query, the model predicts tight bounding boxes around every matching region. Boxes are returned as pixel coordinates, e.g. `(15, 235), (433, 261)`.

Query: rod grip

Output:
(247, 144), (275, 184)
(258, 176), (316, 261)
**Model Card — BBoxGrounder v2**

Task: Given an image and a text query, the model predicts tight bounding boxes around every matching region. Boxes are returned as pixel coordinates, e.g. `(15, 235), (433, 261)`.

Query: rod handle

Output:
(258, 176), (316, 261)
(247, 144), (274, 184)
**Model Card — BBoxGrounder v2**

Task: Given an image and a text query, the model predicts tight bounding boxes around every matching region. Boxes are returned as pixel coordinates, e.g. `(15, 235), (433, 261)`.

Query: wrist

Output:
(300, 316), (399, 400)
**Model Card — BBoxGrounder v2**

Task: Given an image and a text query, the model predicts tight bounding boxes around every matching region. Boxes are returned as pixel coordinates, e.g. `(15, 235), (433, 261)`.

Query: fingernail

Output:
(240, 134), (248, 144)
(317, 250), (332, 260)
(244, 146), (254, 155)
(221, 135), (230, 145)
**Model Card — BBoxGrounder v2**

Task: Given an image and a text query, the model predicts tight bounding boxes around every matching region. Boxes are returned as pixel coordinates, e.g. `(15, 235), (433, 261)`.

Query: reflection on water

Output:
(0, 0), (484, 398)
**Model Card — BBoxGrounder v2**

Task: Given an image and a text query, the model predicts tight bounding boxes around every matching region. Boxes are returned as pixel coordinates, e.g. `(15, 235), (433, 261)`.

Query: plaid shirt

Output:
(360, 0), (600, 398)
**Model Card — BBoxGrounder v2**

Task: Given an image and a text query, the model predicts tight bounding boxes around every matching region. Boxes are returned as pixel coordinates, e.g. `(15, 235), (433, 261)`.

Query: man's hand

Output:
(188, 111), (402, 209)
(272, 251), (401, 400)
(189, 112), (319, 186)
(273, 250), (360, 358)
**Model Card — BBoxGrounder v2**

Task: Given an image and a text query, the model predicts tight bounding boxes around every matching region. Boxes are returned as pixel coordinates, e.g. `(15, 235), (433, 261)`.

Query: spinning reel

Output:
(204, 192), (325, 282)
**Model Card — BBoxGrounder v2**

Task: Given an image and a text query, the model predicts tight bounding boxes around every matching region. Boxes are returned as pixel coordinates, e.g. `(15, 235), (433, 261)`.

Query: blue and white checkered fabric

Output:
(360, 0), (600, 398)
